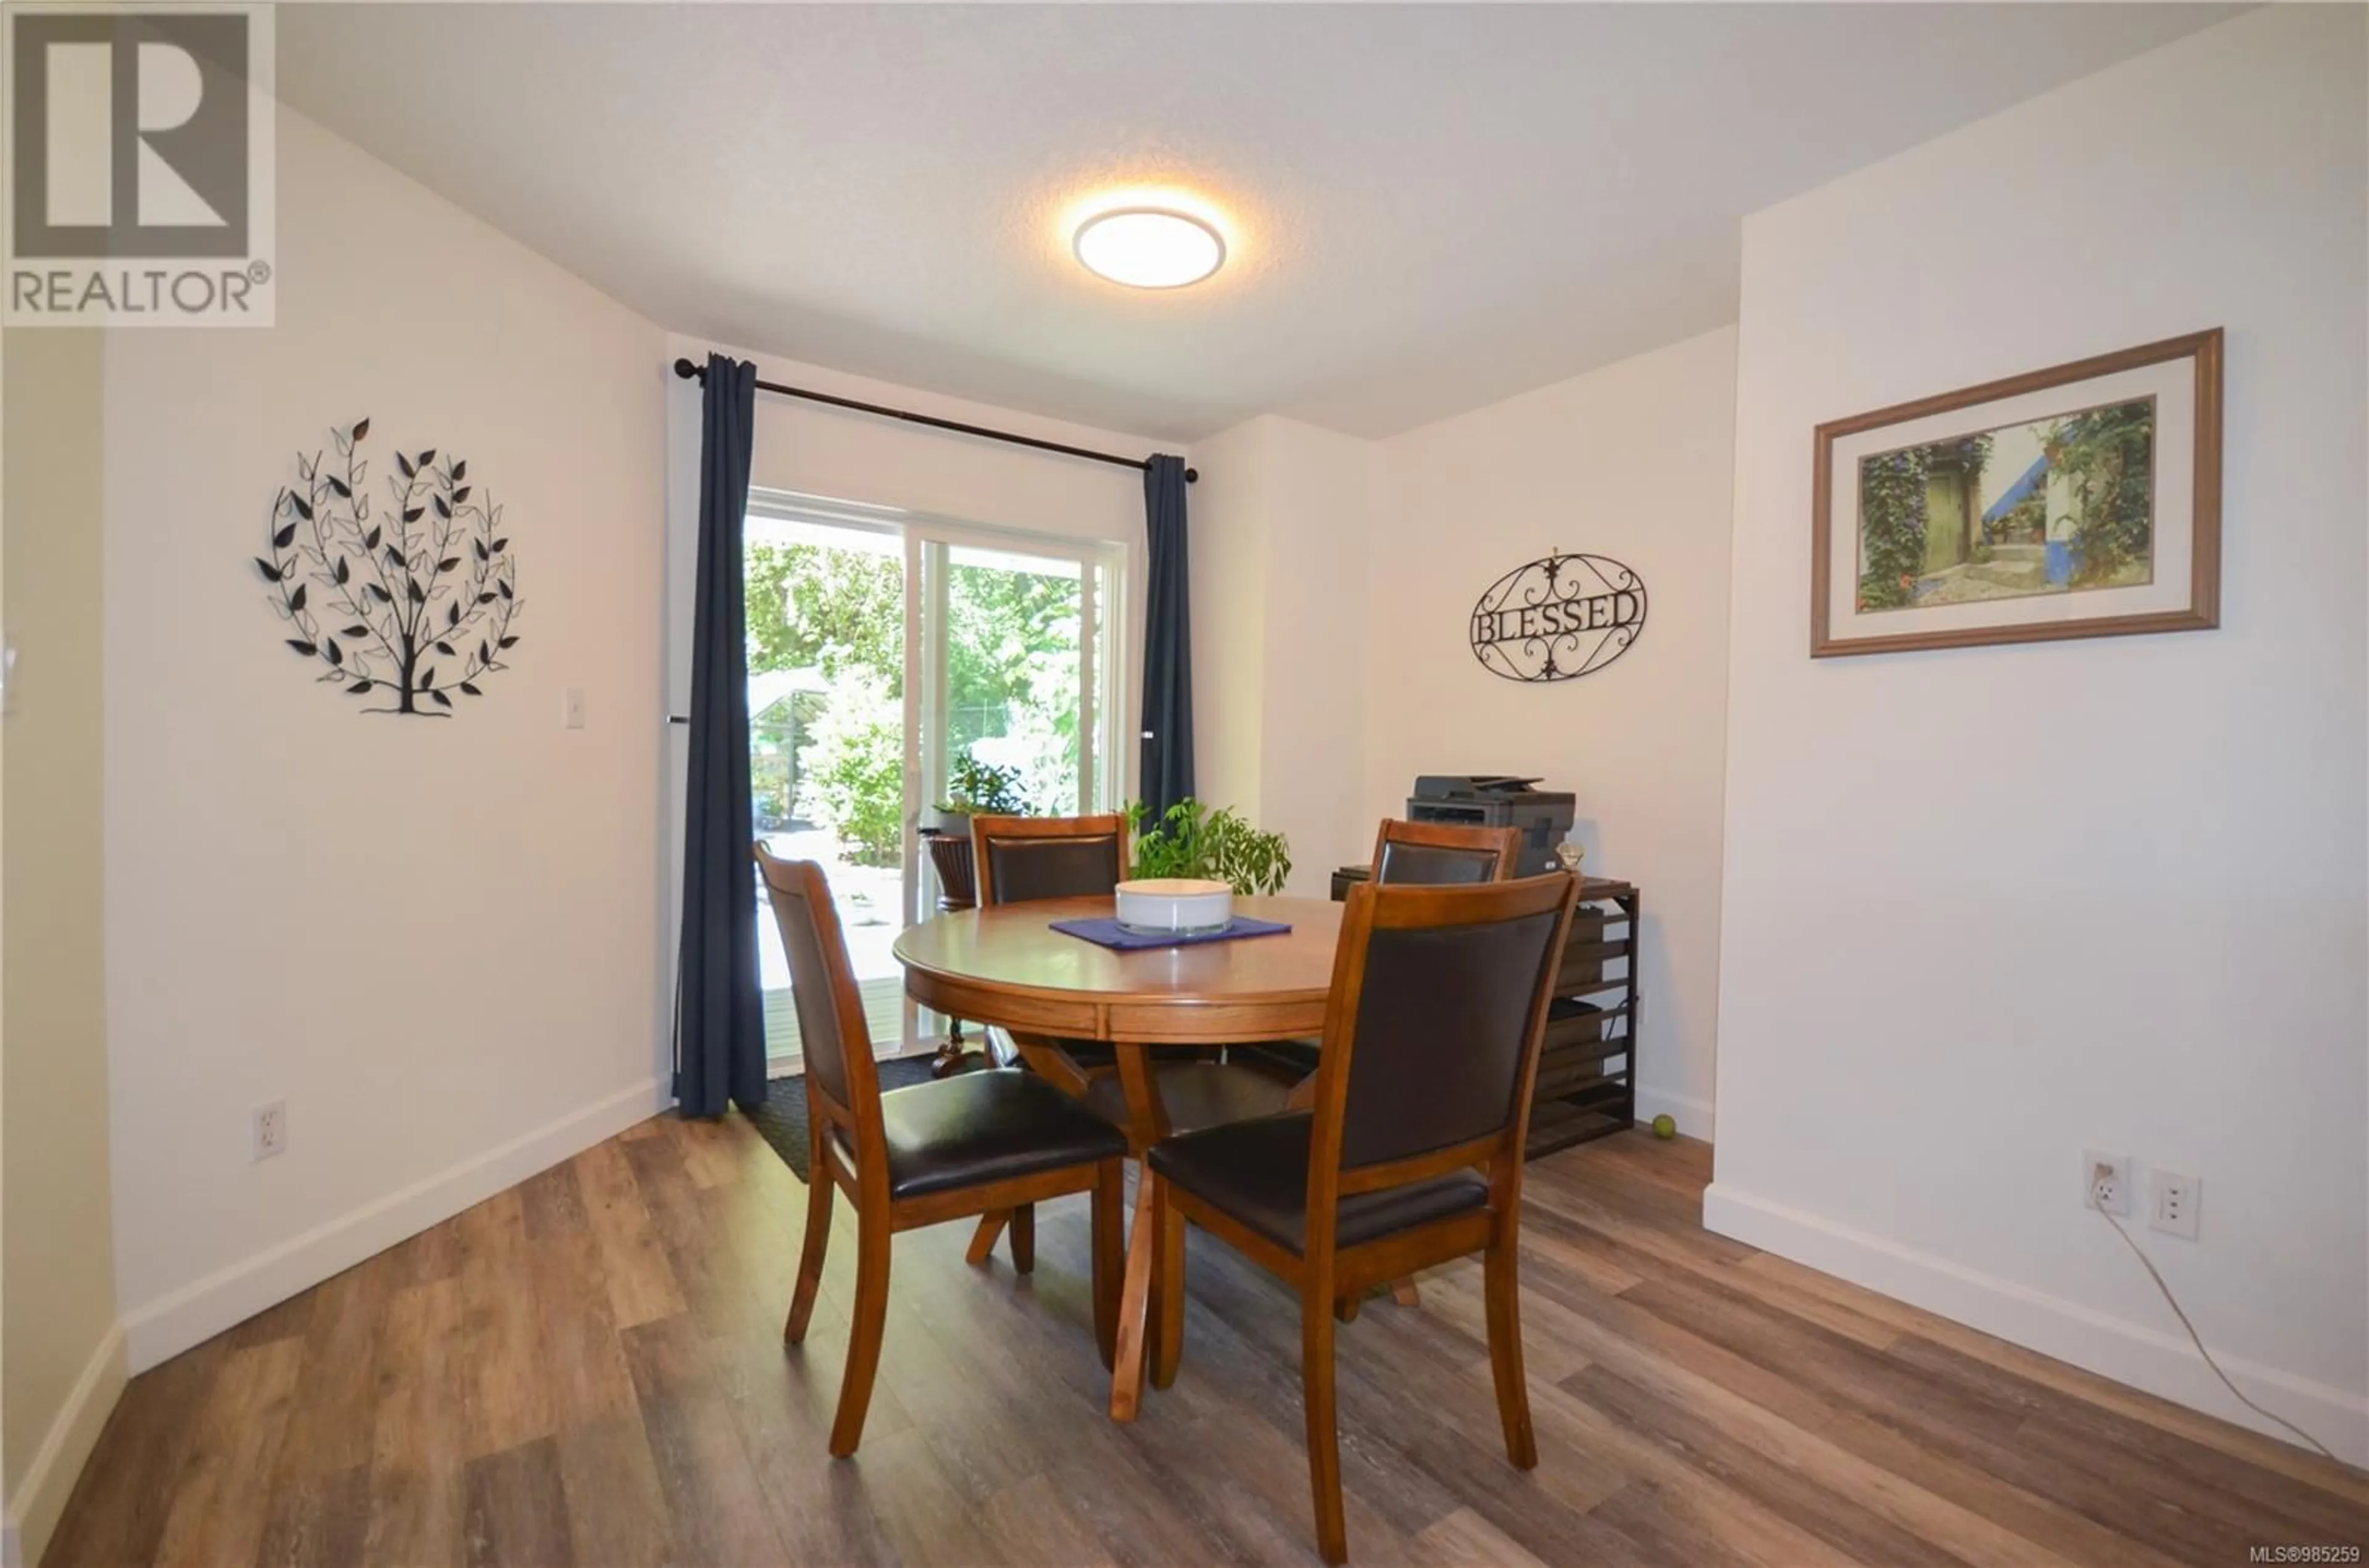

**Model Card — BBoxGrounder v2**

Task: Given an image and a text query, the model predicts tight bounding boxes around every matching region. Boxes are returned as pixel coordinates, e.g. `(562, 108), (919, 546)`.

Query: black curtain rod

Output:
(671, 357), (1195, 483)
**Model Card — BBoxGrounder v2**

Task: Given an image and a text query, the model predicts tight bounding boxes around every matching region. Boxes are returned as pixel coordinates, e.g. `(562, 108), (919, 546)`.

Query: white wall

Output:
(1, 329), (123, 1568)
(1367, 327), (1739, 1136)
(1709, 6), (2368, 1460)
(101, 105), (671, 1371)
(1188, 336), (1739, 1122)
(1188, 415), (1379, 895)
(1182, 418), (1269, 823)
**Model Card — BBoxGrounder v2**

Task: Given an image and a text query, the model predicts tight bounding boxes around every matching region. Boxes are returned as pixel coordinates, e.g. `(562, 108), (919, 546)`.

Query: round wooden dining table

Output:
(893, 893), (1342, 1421)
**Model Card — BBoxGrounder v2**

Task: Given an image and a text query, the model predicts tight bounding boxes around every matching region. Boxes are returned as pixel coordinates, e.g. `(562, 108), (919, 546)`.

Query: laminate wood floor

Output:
(48, 1116), (2367, 1567)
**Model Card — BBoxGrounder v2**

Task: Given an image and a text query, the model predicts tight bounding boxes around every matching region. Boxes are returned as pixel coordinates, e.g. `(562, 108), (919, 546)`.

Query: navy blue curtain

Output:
(674, 353), (766, 1118)
(1139, 455), (1194, 821)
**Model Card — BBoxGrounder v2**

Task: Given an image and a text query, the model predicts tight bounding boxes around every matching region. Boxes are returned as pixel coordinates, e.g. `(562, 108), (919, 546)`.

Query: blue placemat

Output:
(1051, 914), (1294, 951)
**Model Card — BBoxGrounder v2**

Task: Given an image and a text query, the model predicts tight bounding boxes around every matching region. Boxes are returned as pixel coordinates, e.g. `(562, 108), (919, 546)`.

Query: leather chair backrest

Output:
(974, 814), (1127, 907)
(753, 849), (878, 1123)
(1331, 884), (1569, 1171)
(1370, 819), (1522, 889)
(1375, 840), (1503, 886)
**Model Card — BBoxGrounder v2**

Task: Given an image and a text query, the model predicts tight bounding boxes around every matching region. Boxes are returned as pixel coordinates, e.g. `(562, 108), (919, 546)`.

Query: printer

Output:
(1404, 775), (1576, 877)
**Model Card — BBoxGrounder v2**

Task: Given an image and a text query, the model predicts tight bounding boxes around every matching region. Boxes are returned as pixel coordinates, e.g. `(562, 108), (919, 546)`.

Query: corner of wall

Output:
(1, 320), (120, 1568)
(1702, 1181), (2369, 1465)
(119, 1077), (669, 1372)
(1, 1325), (126, 1568)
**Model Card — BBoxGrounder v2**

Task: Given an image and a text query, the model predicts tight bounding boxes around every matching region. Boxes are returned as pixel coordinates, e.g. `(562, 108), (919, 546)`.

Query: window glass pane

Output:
(745, 516), (907, 1065)
(944, 545), (1084, 815)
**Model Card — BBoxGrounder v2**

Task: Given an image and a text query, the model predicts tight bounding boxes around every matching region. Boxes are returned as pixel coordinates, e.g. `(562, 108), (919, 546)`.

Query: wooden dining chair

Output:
(1370, 817), (1525, 886)
(965, 811), (1132, 1079)
(1250, 816), (1525, 1115)
(755, 848), (1128, 1456)
(1144, 872), (1579, 1564)
(970, 811), (1130, 909)
(961, 812), (1130, 1263)
(1351, 818), (1525, 1311)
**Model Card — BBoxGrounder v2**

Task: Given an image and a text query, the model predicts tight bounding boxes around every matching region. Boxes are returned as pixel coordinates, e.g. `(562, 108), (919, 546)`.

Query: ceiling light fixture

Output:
(1072, 207), (1225, 289)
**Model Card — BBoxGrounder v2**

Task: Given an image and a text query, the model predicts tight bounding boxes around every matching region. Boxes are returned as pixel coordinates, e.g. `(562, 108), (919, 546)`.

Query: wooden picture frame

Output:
(1810, 328), (2222, 658)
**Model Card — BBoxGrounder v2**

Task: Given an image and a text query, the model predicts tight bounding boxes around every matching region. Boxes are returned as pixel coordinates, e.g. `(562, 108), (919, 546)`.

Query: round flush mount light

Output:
(1072, 207), (1226, 289)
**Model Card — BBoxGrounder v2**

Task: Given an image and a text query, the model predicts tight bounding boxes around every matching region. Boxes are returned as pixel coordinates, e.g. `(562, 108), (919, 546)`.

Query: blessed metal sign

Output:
(1470, 552), (1647, 682)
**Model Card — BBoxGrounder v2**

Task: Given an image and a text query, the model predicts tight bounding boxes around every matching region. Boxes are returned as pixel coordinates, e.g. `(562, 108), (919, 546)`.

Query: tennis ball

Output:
(1650, 1113), (1677, 1140)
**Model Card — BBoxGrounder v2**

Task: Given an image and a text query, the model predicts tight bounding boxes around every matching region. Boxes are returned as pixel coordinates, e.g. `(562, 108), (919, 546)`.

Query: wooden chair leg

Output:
(1152, 1178), (1185, 1389)
(1482, 1223), (1537, 1470)
(785, 1128), (834, 1345)
(1091, 1159), (1123, 1369)
(1010, 1203), (1036, 1275)
(828, 1206), (892, 1458)
(1391, 1276), (1421, 1307)
(1302, 1280), (1349, 1565)
(1109, 1157), (1159, 1422)
(1333, 1292), (1361, 1323)
(965, 1210), (1010, 1266)
(1138, 1168), (1164, 1376)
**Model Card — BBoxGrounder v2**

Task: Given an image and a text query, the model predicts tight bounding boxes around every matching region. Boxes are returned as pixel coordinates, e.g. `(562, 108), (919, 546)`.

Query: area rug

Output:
(745, 1055), (970, 1182)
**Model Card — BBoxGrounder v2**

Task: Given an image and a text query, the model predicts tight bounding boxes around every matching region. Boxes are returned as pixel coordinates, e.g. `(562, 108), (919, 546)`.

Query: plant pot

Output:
(922, 806), (975, 836)
(923, 831), (977, 910)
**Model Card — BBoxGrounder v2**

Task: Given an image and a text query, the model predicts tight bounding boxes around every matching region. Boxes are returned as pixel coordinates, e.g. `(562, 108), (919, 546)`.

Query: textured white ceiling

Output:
(278, 4), (2231, 441)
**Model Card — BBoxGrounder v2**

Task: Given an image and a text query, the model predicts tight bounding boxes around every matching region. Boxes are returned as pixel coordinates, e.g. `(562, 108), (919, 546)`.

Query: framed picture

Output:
(1811, 329), (2222, 658)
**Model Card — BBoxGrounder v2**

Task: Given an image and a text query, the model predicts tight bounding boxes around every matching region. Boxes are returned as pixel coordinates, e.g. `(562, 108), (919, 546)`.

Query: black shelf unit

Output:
(1528, 877), (1639, 1155)
(1331, 868), (1639, 1158)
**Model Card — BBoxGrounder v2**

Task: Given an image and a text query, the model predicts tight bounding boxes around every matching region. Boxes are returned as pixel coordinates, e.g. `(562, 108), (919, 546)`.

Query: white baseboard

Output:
(1634, 1084), (1715, 1142)
(1703, 1181), (2369, 1467)
(2, 1321), (128, 1568)
(121, 1076), (671, 1373)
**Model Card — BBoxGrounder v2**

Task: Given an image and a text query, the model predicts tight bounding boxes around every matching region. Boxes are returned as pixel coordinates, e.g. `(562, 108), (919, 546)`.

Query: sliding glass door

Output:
(745, 495), (1124, 1071)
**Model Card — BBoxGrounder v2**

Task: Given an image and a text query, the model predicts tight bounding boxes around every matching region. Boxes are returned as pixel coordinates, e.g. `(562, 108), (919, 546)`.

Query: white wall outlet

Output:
(2150, 1170), (2201, 1240)
(2084, 1149), (2132, 1215)
(252, 1100), (287, 1161)
(562, 687), (587, 730)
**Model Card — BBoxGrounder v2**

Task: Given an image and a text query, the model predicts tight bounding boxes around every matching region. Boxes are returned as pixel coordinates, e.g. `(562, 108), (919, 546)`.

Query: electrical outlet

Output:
(2084, 1149), (2132, 1215)
(252, 1100), (287, 1161)
(562, 687), (587, 730)
(2150, 1170), (2201, 1240)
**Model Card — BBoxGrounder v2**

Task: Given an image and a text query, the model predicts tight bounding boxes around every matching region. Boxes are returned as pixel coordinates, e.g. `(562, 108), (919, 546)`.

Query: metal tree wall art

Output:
(256, 419), (523, 714)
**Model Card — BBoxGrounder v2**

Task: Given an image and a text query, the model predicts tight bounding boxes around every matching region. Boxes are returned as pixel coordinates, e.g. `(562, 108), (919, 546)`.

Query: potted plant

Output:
(920, 754), (1027, 910)
(924, 755), (1026, 836)
(1125, 798), (1292, 896)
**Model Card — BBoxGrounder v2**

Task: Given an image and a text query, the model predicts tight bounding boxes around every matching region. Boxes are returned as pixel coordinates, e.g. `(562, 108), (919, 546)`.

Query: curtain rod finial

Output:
(672, 357), (702, 381)
(1184, 467), (1199, 484)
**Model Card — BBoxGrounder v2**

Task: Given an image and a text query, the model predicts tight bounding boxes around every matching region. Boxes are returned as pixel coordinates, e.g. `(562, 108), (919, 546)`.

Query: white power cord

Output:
(2090, 1172), (2341, 1463)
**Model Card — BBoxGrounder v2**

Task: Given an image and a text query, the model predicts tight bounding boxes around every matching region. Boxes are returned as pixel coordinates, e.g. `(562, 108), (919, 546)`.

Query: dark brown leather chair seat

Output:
(1149, 1112), (1490, 1255)
(858, 1070), (1128, 1200)
(1083, 1063), (1291, 1137)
